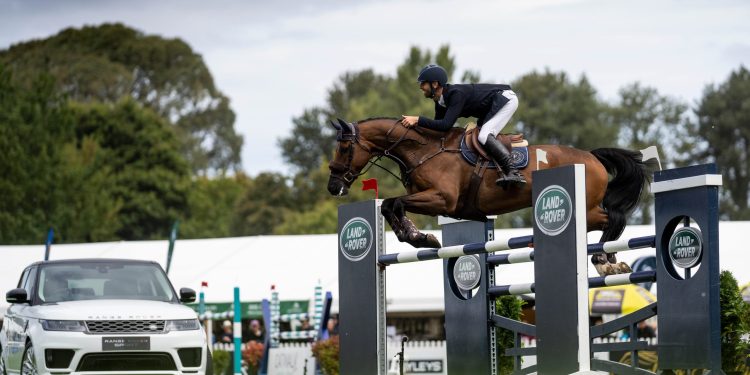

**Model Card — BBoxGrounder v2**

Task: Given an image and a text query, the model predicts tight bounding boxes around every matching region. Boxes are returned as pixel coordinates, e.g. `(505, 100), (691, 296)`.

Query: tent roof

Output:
(2, 222), (748, 316)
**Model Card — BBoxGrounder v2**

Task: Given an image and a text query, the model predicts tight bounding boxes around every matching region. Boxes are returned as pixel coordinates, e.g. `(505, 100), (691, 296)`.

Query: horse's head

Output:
(327, 118), (375, 196)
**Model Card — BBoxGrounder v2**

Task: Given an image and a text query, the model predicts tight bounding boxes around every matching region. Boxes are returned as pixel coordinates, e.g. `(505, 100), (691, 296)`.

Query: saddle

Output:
(460, 127), (529, 169)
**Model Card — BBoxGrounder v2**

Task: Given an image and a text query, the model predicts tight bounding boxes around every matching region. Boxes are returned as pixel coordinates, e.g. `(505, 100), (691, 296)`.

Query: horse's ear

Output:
(338, 118), (351, 134)
(330, 120), (342, 131)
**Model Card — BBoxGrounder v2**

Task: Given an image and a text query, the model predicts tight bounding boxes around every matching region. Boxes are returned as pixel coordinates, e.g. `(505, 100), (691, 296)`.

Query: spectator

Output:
(247, 319), (264, 342)
(218, 320), (233, 343)
(321, 316), (339, 340)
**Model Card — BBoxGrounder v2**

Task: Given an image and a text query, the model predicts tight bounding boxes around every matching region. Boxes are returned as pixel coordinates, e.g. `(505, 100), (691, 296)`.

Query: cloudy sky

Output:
(2, 0), (749, 175)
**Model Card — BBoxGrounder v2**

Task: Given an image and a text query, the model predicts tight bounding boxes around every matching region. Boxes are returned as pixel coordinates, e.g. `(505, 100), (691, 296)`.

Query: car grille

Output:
(85, 320), (166, 334)
(76, 353), (176, 371)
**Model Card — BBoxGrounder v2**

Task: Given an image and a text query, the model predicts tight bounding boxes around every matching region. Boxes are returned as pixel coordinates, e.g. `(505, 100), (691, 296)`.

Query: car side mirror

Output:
(179, 288), (196, 303)
(6, 288), (29, 304)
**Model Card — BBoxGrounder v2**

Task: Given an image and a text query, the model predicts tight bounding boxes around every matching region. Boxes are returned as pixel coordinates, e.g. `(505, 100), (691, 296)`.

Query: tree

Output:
(69, 99), (191, 240)
(181, 174), (250, 239)
(232, 172), (293, 235)
(0, 66), (132, 243)
(608, 83), (688, 224)
(684, 66), (750, 219)
(511, 69), (617, 150)
(0, 23), (242, 174)
(0, 66), (75, 243)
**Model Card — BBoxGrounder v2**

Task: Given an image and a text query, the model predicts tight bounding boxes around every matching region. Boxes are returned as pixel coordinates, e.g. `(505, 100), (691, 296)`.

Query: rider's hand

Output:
(401, 115), (419, 128)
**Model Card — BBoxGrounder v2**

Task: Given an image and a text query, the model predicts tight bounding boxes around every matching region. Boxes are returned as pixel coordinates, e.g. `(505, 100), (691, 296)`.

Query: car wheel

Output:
(205, 346), (213, 375)
(20, 342), (37, 375)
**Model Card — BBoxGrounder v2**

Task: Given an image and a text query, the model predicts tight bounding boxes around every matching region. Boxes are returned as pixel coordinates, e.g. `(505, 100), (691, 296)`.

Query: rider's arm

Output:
(417, 91), (466, 131)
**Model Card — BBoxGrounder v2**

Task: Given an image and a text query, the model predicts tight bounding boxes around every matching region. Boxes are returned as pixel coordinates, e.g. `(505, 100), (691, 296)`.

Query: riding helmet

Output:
(417, 64), (448, 86)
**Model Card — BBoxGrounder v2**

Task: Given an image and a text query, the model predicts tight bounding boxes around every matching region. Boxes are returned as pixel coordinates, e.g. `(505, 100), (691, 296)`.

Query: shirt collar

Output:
(437, 94), (446, 107)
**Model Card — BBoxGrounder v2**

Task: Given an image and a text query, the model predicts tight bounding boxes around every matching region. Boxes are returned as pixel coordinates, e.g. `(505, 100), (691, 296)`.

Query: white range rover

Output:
(0, 259), (211, 375)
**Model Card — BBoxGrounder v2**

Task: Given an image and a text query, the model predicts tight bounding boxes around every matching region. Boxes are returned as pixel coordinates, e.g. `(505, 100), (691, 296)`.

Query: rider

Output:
(402, 64), (526, 186)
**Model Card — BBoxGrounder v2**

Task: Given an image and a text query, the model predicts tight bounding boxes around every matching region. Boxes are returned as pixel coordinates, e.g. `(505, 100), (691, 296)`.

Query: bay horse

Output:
(327, 118), (651, 275)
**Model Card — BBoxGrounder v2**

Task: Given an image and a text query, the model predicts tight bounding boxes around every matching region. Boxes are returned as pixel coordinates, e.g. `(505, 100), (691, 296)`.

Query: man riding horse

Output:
(327, 65), (652, 276)
(401, 64), (526, 188)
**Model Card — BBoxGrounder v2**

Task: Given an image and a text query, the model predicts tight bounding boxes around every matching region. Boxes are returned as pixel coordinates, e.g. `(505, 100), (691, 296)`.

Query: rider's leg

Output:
(479, 91), (525, 186)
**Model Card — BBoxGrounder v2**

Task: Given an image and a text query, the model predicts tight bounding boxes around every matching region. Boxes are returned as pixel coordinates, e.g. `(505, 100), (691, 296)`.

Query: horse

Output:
(327, 117), (651, 275)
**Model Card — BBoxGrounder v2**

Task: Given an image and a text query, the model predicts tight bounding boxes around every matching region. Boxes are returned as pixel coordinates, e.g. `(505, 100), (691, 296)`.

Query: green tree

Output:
(181, 174), (250, 239)
(684, 66), (750, 220)
(0, 23), (242, 174)
(232, 172), (293, 235)
(0, 66), (140, 243)
(608, 83), (688, 224)
(69, 99), (191, 240)
(0, 66), (75, 243)
(511, 69), (617, 150)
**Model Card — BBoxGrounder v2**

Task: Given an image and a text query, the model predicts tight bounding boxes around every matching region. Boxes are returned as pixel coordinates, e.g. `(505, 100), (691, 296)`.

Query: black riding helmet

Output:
(417, 64), (448, 98)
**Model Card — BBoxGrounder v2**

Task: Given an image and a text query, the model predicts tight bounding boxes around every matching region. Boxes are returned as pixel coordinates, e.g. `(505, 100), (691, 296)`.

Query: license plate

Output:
(102, 337), (150, 351)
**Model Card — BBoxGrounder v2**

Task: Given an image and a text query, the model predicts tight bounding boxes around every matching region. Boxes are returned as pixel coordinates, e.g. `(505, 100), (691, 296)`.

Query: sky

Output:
(2, 0), (749, 175)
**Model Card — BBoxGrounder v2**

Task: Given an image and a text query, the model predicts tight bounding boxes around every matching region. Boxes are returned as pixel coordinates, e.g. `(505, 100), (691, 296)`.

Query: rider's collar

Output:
(437, 94), (446, 107)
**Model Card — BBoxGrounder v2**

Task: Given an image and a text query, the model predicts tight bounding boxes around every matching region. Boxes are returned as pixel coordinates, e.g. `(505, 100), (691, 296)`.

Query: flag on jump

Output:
(639, 146), (662, 171)
(362, 178), (378, 199)
(536, 149), (548, 170)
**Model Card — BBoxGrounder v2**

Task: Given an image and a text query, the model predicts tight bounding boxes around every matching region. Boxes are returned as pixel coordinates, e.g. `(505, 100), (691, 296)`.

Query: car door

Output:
(5, 266), (35, 373)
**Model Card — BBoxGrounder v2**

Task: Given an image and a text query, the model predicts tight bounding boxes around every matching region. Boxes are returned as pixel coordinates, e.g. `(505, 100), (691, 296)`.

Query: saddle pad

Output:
(459, 136), (529, 169)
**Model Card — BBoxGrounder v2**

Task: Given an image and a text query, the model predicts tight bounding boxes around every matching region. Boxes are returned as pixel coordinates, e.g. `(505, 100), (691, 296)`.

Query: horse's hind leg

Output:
(587, 206), (632, 275)
(587, 206), (615, 276)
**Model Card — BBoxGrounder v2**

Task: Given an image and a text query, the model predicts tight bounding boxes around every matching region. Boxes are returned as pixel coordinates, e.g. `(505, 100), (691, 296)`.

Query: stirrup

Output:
(495, 170), (526, 188)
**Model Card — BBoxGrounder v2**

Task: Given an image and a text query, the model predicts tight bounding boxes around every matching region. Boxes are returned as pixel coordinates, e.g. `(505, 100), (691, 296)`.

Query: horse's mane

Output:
(356, 116), (464, 141)
(357, 116), (399, 124)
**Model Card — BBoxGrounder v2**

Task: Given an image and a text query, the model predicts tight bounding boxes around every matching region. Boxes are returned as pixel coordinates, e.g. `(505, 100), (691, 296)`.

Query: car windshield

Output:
(37, 262), (175, 303)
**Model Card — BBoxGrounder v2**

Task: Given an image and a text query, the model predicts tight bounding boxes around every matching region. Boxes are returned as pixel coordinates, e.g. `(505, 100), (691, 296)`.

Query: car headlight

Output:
(40, 320), (86, 332)
(166, 319), (200, 331)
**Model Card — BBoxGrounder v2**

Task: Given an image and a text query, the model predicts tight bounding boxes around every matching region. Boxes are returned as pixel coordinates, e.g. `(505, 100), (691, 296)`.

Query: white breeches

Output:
(478, 90), (518, 144)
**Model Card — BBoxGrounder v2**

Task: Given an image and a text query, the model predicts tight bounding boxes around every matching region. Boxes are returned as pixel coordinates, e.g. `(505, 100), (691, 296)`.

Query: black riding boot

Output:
(483, 135), (527, 188)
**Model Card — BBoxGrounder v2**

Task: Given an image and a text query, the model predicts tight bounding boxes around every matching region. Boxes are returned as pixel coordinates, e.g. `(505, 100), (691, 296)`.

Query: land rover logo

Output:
(340, 217), (373, 262)
(668, 227), (703, 268)
(149, 324), (158, 331)
(534, 185), (573, 236)
(453, 255), (481, 291)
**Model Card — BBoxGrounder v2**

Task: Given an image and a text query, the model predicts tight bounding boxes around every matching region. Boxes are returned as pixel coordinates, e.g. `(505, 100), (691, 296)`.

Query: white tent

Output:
(2, 222), (749, 317)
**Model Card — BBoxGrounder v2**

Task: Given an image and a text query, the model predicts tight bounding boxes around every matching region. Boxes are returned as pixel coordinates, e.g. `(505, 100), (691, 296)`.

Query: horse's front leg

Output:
(381, 198), (406, 240)
(382, 190), (447, 249)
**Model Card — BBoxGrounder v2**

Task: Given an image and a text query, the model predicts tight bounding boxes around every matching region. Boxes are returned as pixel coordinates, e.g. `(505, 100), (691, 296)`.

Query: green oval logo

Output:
(668, 227), (703, 268)
(340, 217), (373, 262)
(453, 255), (481, 291)
(534, 185), (573, 236)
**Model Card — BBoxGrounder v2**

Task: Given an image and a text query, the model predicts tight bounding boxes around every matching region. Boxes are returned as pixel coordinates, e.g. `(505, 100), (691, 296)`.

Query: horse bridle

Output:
(330, 119), (457, 186)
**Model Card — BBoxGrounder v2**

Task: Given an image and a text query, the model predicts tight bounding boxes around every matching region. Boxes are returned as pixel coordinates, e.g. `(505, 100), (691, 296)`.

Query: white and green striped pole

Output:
(312, 282), (323, 338)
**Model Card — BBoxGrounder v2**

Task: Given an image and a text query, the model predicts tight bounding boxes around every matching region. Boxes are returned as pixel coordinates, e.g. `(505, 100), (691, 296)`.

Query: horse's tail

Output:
(591, 148), (651, 242)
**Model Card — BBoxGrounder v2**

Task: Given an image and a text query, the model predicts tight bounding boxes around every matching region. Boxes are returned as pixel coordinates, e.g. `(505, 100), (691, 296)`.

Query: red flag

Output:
(201, 281), (208, 287)
(362, 178), (379, 199)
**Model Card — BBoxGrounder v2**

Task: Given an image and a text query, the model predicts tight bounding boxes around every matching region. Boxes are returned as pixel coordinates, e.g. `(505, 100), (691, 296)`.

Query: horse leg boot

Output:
(483, 135), (526, 188)
(606, 253), (633, 274)
(591, 253), (616, 276)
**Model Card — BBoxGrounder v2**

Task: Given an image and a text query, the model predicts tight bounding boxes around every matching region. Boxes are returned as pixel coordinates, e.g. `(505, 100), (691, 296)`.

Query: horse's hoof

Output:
(594, 263), (615, 277)
(407, 232), (441, 248)
(615, 262), (633, 274)
(423, 233), (442, 248)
